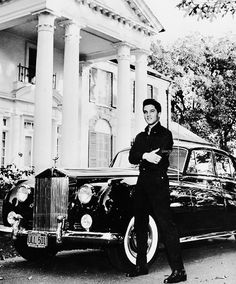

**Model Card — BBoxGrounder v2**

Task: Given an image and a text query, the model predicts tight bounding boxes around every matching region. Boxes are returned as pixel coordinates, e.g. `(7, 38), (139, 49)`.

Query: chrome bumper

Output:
(1, 216), (123, 247)
(0, 224), (12, 235)
(16, 229), (123, 246)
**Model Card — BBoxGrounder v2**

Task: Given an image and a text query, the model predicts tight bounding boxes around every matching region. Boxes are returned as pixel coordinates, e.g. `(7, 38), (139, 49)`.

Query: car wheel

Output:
(107, 215), (159, 272)
(14, 237), (57, 261)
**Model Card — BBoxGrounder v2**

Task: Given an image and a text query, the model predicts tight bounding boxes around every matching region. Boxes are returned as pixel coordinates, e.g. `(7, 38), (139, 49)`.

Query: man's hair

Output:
(143, 98), (161, 113)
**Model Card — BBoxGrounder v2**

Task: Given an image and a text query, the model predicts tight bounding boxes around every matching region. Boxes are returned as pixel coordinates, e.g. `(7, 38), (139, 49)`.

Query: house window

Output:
(89, 68), (114, 107)
(153, 87), (159, 101)
(3, 118), (7, 126)
(24, 120), (34, 129)
(147, 84), (159, 101)
(1, 117), (9, 167)
(56, 125), (61, 158)
(88, 119), (112, 167)
(1, 131), (7, 167)
(147, 84), (153, 98)
(132, 81), (135, 113)
(24, 136), (32, 168)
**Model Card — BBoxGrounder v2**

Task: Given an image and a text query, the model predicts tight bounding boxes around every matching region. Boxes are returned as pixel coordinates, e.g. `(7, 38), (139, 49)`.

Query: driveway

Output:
(0, 237), (236, 283)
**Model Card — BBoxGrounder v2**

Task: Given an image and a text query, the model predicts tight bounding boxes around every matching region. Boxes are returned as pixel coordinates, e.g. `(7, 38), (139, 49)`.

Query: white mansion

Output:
(0, 0), (173, 173)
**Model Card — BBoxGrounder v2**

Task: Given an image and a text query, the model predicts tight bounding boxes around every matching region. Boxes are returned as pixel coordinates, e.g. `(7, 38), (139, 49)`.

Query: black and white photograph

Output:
(0, 0), (236, 283)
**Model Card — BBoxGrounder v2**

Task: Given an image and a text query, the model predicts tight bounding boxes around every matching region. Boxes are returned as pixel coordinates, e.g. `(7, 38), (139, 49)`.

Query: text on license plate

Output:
(27, 232), (48, 248)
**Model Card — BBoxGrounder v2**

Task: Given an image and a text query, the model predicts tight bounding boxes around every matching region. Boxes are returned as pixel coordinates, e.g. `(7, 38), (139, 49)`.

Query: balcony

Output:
(17, 63), (56, 89)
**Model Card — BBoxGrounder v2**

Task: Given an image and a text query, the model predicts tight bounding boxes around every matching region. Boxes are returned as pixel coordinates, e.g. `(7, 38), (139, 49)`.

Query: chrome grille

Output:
(33, 177), (69, 231)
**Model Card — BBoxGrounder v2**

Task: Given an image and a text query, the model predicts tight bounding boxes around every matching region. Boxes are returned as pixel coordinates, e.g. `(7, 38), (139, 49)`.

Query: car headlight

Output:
(78, 184), (93, 204)
(17, 185), (31, 202)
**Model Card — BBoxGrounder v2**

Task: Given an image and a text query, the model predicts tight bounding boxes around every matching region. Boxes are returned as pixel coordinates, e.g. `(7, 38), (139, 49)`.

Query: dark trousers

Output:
(134, 173), (184, 271)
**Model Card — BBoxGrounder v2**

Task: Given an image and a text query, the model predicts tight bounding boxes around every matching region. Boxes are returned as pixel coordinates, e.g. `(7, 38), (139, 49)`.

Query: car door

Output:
(214, 151), (236, 231)
(168, 147), (194, 236)
(183, 148), (225, 234)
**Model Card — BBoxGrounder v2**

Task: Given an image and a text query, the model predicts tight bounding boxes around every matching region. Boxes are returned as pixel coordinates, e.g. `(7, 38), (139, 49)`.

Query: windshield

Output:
(112, 147), (188, 172)
(112, 150), (133, 168)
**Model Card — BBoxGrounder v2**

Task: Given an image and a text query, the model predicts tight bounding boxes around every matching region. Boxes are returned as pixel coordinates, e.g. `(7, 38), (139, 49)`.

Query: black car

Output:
(1, 139), (236, 271)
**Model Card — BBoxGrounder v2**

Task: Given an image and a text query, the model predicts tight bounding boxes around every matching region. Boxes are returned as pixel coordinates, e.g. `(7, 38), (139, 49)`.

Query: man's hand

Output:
(142, 149), (161, 164)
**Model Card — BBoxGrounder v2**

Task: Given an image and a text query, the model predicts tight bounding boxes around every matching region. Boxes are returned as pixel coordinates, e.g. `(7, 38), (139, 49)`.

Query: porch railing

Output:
(17, 63), (56, 89)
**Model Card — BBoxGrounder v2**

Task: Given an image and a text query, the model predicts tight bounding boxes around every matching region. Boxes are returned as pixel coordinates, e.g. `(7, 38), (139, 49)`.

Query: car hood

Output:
(36, 167), (139, 179)
(35, 166), (180, 179)
(65, 167), (139, 178)
(62, 167), (179, 178)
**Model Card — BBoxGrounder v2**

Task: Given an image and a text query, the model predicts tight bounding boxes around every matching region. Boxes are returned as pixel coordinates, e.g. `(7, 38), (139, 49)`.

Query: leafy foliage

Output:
(177, 0), (236, 19)
(149, 34), (236, 151)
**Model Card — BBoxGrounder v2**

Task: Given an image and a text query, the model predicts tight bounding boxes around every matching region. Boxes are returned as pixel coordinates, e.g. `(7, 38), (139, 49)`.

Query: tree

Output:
(177, 0), (236, 19)
(149, 34), (236, 151)
(202, 37), (236, 150)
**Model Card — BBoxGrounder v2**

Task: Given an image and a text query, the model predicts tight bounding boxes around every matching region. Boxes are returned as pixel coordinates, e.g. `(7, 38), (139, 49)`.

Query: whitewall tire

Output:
(124, 215), (159, 265)
(107, 215), (159, 271)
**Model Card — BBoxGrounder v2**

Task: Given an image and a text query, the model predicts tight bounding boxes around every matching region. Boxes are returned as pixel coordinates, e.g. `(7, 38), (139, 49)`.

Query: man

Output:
(127, 99), (187, 283)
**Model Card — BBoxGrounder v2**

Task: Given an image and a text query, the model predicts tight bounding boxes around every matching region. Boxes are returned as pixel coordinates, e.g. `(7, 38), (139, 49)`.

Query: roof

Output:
(0, 0), (164, 39)
(170, 122), (213, 146)
(90, 0), (164, 34)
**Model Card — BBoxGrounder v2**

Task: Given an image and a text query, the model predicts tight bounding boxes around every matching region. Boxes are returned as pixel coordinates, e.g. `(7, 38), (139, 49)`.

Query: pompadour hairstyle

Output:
(143, 98), (161, 113)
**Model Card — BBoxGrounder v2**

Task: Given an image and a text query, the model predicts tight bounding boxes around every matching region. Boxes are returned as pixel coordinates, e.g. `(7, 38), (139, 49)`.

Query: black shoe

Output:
(126, 266), (149, 277)
(164, 269), (187, 283)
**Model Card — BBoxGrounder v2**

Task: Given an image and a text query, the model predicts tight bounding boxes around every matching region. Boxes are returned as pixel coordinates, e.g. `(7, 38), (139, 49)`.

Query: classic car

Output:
(1, 138), (236, 272)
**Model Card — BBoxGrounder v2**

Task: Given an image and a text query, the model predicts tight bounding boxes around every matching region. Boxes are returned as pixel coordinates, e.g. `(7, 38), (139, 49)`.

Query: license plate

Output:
(27, 231), (48, 248)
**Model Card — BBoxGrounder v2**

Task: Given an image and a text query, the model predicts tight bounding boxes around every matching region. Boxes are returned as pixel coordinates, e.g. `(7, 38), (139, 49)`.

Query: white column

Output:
(11, 113), (21, 167)
(33, 12), (56, 174)
(18, 115), (24, 169)
(116, 43), (132, 152)
(80, 62), (92, 167)
(167, 86), (171, 129)
(134, 49), (148, 135)
(0, 113), (3, 166)
(51, 119), (58, 165)
(61, 21), (81, 168)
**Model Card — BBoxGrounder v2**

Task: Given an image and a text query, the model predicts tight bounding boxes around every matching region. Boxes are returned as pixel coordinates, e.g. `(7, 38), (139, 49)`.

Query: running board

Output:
(180, 230), (236, 243)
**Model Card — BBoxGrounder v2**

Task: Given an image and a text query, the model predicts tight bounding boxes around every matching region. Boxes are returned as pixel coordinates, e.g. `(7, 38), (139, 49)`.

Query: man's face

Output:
(143, 104), (160, 125)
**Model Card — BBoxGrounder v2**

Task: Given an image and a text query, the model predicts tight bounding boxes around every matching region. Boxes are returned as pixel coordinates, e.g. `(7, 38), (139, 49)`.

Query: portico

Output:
(0, 0), (166, 173)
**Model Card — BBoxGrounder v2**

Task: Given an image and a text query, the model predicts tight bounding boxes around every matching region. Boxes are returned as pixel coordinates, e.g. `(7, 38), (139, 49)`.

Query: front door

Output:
(28, 47), (36, 83)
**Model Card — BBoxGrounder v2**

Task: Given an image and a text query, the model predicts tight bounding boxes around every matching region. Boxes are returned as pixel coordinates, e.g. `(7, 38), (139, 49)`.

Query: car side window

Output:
(169, 148), (187, 172)
(186, 149), (214, 175)
(215, 152), (234, 178)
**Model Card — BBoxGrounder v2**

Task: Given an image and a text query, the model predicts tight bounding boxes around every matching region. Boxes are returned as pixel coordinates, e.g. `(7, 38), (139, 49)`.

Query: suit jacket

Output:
(129, 122), (173, 175)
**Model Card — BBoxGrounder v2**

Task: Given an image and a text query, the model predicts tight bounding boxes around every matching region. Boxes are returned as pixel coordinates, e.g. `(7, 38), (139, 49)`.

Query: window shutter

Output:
(88, 131), (97, 167)
(88, 131), (112, 167)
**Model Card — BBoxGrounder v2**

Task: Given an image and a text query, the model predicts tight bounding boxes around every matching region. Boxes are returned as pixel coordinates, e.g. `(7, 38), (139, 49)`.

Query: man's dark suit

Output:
(129, 122), (184, 271)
